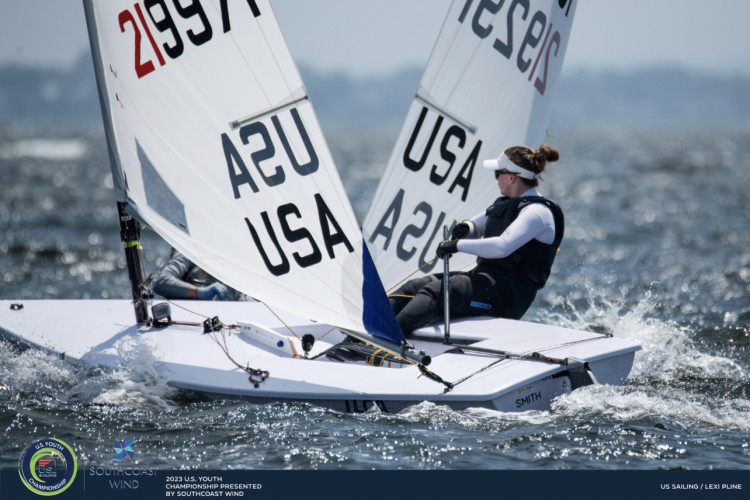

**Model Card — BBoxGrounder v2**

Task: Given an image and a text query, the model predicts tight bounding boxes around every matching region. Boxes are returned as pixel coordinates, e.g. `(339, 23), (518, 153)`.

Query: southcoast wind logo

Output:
(87, 438), (156, 491)
(113, 439), (136, 462)
(18, 437), (78, 495)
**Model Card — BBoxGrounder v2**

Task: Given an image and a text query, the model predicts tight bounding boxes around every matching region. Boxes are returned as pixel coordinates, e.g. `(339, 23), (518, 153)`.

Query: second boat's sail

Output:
(83, 0), (402, 344)
(363, 0), (577, 289)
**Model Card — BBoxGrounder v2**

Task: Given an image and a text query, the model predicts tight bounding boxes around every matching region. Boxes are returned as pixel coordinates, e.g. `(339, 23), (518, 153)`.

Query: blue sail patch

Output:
(361, 241), (405, 344)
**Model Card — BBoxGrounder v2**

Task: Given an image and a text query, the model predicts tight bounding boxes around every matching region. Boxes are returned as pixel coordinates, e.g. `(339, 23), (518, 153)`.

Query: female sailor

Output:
(388, 144), (564, 336)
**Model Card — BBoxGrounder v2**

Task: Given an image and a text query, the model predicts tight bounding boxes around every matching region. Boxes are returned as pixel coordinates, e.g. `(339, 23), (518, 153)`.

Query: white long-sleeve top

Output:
(456, 188), (556, 259)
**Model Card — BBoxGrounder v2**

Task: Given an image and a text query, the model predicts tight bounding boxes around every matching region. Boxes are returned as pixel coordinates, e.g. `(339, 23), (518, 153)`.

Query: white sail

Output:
(363, 0), (577, 289)
(84, 0), (402, 343)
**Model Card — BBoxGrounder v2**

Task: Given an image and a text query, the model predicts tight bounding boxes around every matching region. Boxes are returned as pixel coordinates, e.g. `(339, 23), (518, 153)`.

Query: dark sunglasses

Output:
(494, 170), (514, 179)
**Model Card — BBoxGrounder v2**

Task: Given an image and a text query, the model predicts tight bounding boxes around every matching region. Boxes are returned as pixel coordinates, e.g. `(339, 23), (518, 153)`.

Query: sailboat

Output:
(0, 0), (639, 413)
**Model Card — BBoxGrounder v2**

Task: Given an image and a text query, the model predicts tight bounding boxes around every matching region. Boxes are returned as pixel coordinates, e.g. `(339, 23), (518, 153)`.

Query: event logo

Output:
(113, 439), (135, 462)
(18, 438), (78, 496)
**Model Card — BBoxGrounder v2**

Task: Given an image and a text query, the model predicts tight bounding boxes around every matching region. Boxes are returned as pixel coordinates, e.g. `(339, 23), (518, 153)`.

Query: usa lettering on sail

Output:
(368, 106), (479, 271)
(223, 108), (355, 277)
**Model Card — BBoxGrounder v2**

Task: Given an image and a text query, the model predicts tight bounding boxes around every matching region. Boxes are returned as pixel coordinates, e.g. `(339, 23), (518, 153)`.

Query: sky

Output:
(1, 0), (749, 77)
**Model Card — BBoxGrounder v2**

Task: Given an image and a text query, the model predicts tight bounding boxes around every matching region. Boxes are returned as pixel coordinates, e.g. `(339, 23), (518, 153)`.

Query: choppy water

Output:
(1, 123), (749, 470)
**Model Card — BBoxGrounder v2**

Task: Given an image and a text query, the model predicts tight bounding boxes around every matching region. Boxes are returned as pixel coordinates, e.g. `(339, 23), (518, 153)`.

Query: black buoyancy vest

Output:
(479, 196), (564, 289)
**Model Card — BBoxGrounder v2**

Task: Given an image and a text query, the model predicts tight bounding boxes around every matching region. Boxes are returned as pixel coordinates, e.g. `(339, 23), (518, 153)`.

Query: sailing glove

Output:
(436, 240), (458, 259)
(197, 283), (229, 300)
(451, 222), (470, 239)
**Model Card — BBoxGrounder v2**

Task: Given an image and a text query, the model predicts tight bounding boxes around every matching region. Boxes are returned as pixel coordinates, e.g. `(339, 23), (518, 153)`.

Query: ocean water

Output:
(1, 123), (749, 471)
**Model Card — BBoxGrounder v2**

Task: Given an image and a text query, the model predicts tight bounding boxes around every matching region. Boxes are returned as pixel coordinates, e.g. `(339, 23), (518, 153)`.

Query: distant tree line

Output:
(1, 54), (748, 128)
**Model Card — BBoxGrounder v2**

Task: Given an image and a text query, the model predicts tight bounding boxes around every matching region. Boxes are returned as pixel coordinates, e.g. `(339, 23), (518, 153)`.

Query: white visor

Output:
(482, 153), (541, 180)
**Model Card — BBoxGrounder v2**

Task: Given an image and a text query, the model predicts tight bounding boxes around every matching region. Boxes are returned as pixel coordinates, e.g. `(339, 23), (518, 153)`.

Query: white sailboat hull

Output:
(0, 300), (639, 413)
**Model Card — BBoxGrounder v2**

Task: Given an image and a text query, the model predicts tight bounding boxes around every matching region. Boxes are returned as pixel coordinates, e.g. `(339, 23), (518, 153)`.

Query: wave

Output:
(0, 336), (177, 411)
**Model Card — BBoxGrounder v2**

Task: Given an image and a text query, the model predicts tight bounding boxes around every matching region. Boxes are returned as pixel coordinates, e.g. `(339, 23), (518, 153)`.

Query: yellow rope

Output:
(386, 256), (438, 293)
(260, 305), (341, 343)
(384, 221), (477, 294)
(261, 301), (301, 341)
(378, 351), (387, 367)
(355, 336), (417, 367)
(317, 327), (337, 340)
(368, 348), (385, 366)
(463, 219), (482, 238)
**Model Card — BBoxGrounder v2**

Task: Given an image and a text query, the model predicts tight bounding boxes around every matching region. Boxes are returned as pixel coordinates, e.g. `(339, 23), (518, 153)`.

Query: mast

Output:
(117, 202), (149, 324)
(84, 0), (149, 323)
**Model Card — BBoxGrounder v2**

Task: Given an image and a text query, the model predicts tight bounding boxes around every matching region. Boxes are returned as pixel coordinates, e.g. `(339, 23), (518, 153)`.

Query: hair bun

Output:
(536, 144), (559, 164)
(502, 144), (559, 179)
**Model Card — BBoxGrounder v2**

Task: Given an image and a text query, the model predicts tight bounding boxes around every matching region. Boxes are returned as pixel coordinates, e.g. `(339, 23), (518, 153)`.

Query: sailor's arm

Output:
(151, 252), (200, 299)
(452, 213), (487, 239)
(457, 205), (554, 259)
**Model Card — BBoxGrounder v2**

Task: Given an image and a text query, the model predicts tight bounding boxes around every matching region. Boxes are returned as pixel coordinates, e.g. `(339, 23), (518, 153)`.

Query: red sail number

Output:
(118, 3), (166, 79)
(533, 30), (561, 96)
(118, 9), (155, 78)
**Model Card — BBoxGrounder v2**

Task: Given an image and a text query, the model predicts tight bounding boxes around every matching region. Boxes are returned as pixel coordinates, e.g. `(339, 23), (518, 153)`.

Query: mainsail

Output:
(83, 0), (402, 344)
(363, 0), (577, 289)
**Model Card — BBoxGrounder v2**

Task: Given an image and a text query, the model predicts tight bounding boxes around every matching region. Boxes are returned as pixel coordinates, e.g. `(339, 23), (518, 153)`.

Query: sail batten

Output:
(230, 91), (310, 129)
(414, 90), (477, 134)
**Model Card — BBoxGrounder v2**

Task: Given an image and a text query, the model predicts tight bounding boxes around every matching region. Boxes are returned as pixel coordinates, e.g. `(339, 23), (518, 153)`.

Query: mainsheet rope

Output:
(148, 258), (461, 390)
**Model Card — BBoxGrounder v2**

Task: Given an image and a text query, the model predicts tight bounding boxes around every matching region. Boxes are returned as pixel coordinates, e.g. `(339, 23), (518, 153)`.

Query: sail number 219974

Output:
(117, 0), (261, 79)
(457, 0), (574, 96)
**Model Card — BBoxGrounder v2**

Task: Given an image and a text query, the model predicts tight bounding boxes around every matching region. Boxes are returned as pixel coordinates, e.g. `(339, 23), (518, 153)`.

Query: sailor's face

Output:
(495, 170), (515, 196)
